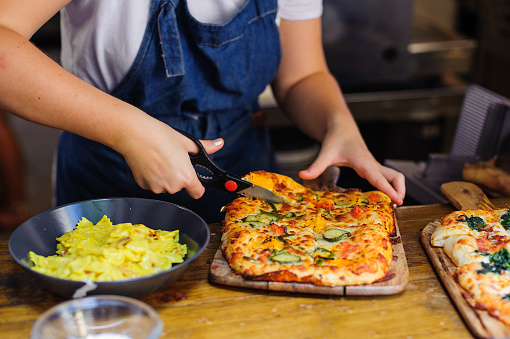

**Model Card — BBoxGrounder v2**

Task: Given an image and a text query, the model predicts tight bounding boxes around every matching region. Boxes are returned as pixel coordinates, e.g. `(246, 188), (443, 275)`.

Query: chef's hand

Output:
(120, 121), (223, 199)
(298, 128), (406, 206)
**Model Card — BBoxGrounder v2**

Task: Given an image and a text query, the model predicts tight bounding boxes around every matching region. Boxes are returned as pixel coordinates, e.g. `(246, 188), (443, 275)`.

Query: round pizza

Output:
(220, 171), (396, 287)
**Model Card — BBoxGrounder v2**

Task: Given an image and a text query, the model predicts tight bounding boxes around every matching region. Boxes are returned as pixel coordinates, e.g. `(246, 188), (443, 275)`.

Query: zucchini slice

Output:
(323, 228), (351, 242)
(314, 247), (336, 259)
(243, 256), (260, 262)
(270, 253), (302, 264)
(244, 211), (281, 224)
(334, 200), (351, 207)
(236, 221), (267, 227)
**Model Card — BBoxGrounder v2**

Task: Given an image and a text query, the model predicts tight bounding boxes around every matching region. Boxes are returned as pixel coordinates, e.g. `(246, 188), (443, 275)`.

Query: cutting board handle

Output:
(440, 181), (496, 211)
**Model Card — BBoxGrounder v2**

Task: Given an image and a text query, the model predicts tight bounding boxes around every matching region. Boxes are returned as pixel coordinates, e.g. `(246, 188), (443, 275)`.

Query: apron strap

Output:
(158, 0), (185, 77)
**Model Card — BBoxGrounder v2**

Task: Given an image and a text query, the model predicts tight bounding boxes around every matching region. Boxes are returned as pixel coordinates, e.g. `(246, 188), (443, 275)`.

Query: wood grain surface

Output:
(0, 199), (509, 339)
(441, 181), (497, 210)
(209, 225), (409, 296)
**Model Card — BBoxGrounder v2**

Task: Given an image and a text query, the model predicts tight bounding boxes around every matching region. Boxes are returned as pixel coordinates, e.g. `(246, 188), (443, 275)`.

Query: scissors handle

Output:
(175, 129), (252, 193)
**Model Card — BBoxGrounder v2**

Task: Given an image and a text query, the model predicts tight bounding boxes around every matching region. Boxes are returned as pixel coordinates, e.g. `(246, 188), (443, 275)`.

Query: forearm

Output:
(274, 70), (366, 148)
(0, 24), (220, 200)
(0, 25), (152, 152)
(279, 71), (405, 204)
(271, 17), (365, 148)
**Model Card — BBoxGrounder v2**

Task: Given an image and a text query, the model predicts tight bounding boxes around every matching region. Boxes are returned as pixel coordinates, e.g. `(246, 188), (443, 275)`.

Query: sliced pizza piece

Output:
(242, 170), (315, 204)
(221, 214), (317, 283)
(221, 196), (274, 230)
(222, 199), (318, 233)
(442, 234), (488, 266)
(456, 248), (510, 326)
(319, 189), (392, 211)
(313, 225), (392, 286)
(318, 190), (395, 236)
(327, 205), (394, 236)
(431, 209), (508, 247)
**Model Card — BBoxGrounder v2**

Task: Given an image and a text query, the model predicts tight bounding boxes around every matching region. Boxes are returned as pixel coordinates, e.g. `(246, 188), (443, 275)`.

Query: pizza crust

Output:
(442, 235), (483, 266)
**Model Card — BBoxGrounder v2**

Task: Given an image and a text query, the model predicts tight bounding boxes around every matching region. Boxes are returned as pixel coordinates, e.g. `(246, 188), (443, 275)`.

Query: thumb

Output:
(199, 138), (224, 155)
(299, 156), (329, 181)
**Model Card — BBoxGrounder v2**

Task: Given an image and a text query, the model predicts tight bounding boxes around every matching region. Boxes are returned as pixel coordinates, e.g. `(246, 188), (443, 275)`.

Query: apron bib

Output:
(55, 0), (282, 222)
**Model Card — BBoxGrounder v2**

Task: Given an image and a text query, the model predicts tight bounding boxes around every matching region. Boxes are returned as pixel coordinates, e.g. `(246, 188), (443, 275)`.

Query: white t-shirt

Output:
(60, 0), (323, 93)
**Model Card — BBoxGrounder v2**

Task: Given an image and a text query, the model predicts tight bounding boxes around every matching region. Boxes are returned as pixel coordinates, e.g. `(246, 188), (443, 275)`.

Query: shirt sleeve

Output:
(278, 0), (323, 21)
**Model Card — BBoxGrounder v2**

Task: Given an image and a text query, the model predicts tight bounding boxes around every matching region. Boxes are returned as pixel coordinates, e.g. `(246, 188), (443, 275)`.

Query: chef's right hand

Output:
(119, 120), (223, 199)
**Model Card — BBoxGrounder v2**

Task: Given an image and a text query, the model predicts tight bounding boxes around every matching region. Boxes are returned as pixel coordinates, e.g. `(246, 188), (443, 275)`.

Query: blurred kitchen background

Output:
(6, 0), (510, 225)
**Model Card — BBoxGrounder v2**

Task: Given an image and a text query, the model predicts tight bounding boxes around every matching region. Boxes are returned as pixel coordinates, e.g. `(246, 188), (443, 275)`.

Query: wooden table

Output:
(2, 199), (510, 339)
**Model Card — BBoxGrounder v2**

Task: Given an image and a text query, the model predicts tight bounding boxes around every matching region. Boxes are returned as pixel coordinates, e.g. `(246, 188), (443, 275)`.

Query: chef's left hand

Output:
(298, 129), (406, 206)
(272, 17), (405, 205)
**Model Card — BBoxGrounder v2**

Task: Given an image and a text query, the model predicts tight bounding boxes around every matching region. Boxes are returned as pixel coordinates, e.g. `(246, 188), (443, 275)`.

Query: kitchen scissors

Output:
(175, 129), (288, 204)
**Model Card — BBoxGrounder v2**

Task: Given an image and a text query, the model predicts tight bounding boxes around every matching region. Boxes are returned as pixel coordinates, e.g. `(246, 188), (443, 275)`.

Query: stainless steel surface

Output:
(343, 87), (465, 121)
(421, 153), (475, 182)
(408, 13), (477, 76)
(322, 0), (476, 87)
(237, 185), (290, 204)
(384, 159), (448, 205)
(386, 85), (510, 205)
(322, 0), (413, 86)
(450, 85), (510, 158)
(345, 87), (466, 155)
(266, 86), (466, 157)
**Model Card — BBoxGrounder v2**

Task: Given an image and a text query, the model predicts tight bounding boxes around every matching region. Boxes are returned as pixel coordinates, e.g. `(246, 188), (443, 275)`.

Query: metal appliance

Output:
(321, 0), (476, 90)
(322, 0), (413, 88)
(385, 85), (510, 204)
(264, 1), (478, 187)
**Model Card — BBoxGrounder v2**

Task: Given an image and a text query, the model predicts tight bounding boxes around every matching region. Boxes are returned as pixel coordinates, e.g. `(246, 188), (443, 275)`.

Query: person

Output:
(0, 0), (405, 223)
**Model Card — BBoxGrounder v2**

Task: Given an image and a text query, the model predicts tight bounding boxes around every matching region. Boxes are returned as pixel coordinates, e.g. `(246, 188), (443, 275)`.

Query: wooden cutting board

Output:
(209, 167), (408, 295)
(440, 181), (496, 210)
(421, 181), (510, 338)
(209, 222), (409, 296)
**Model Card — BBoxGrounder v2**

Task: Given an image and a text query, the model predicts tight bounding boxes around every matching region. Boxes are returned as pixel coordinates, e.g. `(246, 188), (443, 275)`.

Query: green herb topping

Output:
(501, 209), (510, 230)
(476, 248), (510, 274)
(457, 214), (486, 232)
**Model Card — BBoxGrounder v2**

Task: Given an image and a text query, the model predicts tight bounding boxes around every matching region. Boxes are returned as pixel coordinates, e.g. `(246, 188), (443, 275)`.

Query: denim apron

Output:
(55, 0), (282, 222)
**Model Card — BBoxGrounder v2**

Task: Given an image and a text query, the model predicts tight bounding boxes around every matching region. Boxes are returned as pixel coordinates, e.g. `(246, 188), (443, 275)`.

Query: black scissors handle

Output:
(175, 129), (252, 193)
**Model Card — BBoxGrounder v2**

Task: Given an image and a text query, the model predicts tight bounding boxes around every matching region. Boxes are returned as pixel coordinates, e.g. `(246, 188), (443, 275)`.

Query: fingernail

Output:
(214, 139), (223, 146)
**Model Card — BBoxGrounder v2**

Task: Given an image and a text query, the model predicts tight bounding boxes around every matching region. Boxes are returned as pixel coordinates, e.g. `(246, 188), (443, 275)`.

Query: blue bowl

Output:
(9, 198), (210, 299)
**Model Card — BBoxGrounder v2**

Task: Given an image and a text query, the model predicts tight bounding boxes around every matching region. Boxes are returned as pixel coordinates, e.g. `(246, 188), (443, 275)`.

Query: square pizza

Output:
(220, 171), (396, 287)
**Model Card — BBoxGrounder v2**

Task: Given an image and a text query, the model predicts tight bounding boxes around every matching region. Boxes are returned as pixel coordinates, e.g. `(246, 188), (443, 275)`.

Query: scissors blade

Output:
(237, 184), (290, 204)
